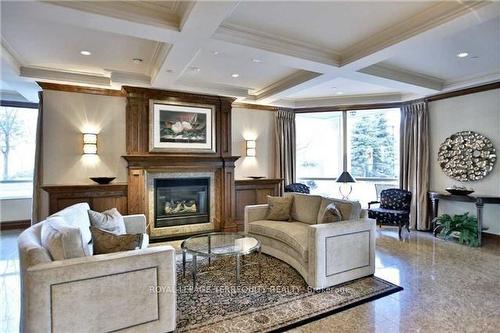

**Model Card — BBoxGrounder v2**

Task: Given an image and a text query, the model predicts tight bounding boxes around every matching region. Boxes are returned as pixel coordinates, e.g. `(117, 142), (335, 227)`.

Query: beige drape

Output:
(274, 109), (296, 186)
(31, 91), (44, 224)
(399, 101), (430, 230)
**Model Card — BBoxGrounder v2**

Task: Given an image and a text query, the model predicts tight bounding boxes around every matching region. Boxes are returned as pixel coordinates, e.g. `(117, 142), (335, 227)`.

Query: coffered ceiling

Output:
(1, 1), (499, 106)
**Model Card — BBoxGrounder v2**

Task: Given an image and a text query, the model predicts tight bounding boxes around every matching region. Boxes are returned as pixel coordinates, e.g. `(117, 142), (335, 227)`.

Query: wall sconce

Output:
(246, 140), (256, 157)
(83, 133), (97, 154)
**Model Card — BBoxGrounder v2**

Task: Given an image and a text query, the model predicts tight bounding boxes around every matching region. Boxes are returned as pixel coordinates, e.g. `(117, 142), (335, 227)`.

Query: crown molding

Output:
(292, 92), (403, 109)
(341, 1), (491, 66)
(149, 42), (171, 81)
(232, 102), (281, 112)
(214, 23), (341, 67)
(44, 0), (181, 31)
(21, 67), (110, 86)
(1, 37), (23, 72)
(110, 71), (151, 86)
(443, 72), (500, 91)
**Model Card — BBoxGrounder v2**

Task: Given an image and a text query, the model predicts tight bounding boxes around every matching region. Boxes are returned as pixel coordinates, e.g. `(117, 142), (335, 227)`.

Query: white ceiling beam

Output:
(9, 1), (180, 44)
(1, 40), (40, 102)
(151, 1), (240, 86)
(20, 67), (110, 86)
(358, 64), (444, 92)
(249, 71), (333, 104)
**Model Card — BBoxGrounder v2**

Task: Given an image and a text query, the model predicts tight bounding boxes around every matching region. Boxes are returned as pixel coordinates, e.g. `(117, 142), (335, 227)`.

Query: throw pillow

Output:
(320, 203), (343, 223)
(266, 195), (293, 221)
(90, 226), (143, 255)
(41, 216), (89, 260)
(88, 208), (126, 235)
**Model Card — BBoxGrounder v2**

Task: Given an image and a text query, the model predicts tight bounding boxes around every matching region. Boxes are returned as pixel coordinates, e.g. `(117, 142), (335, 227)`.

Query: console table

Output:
(428, 191), (500, 246)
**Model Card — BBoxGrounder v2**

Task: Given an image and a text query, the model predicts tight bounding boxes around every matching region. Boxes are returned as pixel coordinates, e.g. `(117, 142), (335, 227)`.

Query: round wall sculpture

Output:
(438, 131), (496, 182)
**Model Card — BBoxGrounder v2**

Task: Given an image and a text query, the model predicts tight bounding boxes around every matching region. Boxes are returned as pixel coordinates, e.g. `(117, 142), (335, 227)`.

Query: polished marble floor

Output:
(1, 228), (499, 332)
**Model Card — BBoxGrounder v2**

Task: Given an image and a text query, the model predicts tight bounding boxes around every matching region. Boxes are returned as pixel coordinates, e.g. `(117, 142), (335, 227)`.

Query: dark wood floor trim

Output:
(0, 219), (31, 230)
(294, 101), (402, 113)
(482, 232), (500, 244)
(425, 81), (500, 102)
(0, 100), (39, 108)
(37, 82), (125, 97)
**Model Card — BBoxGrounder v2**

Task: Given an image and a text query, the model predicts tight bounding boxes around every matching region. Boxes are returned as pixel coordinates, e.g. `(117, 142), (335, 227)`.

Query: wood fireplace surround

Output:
(121, 86), (239, 239)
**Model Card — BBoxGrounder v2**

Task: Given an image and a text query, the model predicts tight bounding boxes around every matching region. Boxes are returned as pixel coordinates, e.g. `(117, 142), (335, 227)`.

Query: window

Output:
(296, 108), (400, 206)
(296, 112), (342, 193)
(0, 104), (38, 199)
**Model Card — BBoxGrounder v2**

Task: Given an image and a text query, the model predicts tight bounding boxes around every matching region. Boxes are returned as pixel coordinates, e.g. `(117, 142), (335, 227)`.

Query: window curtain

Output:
(399, 100), (429, 230)
(31, 91), (43, 224)
(274, 109), (296, 186)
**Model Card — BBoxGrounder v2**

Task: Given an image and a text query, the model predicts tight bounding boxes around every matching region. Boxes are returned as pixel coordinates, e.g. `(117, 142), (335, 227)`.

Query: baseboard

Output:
(0, 219), (31, 230)
(482, 232), (500, 243)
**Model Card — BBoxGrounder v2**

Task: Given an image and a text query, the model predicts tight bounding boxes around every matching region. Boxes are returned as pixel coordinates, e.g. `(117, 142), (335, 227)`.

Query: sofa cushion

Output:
(266, 196), (293, 221)
(319, 203), (342, 223)
(285, 193), (322, 224)
(317, 197), (362, 222)
(90, 226), (143, 255)
(41, 216), (89, 260)
(248, 220), (309, 261)
(88, 208), (126, 235)
(50, 203), (92, 245)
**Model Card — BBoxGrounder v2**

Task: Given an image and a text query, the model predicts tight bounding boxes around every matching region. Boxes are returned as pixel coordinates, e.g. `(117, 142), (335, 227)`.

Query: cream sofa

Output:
(18, 203), (176, 333)
(244, 193), (376, 290)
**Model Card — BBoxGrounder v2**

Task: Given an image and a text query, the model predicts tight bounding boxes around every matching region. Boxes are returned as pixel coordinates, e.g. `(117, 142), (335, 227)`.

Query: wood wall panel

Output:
(234, 178), (283, 230)
(42, 184), (128, 215)
(121, 86), (239, 238)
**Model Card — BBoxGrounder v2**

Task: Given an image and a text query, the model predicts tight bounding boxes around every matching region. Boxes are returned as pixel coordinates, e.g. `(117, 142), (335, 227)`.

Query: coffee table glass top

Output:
(181, 232), (260, 256)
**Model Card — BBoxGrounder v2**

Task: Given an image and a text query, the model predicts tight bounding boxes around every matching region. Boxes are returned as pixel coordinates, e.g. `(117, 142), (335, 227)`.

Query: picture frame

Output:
(149, 100), (216, 153)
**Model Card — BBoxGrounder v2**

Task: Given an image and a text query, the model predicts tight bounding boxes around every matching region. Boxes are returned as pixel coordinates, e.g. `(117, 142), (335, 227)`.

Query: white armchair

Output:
(18, 205), (176, 333)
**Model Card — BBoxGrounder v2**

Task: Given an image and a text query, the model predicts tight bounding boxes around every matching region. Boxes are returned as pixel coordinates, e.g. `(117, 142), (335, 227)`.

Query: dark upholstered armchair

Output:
(284, 183), (310, 194)
(368, 188), (412, 238)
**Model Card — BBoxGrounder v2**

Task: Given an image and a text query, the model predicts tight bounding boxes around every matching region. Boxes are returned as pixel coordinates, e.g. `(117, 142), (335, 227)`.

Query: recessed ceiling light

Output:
(336, 91), (344, 95)
(132, 58), (143, 64)
(457, 52), (469, 58)
(80, 50), (91, 56)
(231, 73), (240, 78)
(189, 66), (201, 73)
(252, 59), (262, 63)
(212, 51), (219, 56)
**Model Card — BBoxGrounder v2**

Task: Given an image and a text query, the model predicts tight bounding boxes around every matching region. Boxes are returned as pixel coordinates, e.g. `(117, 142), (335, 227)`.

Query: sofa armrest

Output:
(307, 218), (376, 289)
(244, 204), (269, 233)
(23, 246), (176, 333)
(123, 214), (147, 234)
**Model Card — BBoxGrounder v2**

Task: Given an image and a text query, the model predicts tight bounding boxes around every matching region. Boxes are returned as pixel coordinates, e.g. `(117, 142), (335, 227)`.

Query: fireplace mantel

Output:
(122, 155), (240, 168)
(122, 86), (239, 238)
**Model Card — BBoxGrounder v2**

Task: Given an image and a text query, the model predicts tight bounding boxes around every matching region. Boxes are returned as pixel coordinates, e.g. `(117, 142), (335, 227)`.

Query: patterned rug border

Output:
(267, 276), (403, 332)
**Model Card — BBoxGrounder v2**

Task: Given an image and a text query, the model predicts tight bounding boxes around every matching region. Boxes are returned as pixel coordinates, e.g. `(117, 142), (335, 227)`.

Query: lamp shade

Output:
(336, 171), (356, 183)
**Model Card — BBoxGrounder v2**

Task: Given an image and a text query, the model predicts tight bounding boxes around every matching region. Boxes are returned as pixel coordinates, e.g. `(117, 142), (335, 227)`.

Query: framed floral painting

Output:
(149, 100), (216, 153)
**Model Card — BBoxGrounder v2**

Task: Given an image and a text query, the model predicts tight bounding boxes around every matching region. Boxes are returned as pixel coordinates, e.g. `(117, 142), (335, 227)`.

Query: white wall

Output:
(429, 89), (500, 234)
(0, 198), (32, 222)
(231, 108), (275, 179)
(42, 90), (127, 185)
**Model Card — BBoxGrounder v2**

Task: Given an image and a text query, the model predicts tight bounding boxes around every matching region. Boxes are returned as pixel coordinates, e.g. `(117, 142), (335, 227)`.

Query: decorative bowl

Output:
(90, 177), (116, 185)
(445, 188), (474, 196)
(247, 176), (265, 179)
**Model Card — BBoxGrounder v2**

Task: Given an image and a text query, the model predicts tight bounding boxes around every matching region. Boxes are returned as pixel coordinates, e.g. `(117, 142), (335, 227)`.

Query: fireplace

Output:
(154, 178), (210, 228)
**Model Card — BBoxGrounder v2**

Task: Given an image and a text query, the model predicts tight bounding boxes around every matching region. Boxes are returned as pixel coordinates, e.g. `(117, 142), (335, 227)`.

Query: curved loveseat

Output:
(244, 193), (376, 290)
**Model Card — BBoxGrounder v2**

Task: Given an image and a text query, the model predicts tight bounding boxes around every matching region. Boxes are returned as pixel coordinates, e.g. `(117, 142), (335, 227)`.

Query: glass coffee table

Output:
(181, 232), (261, 289)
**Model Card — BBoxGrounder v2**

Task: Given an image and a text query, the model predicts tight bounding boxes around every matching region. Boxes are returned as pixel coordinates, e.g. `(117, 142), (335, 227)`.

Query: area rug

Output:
(176, 253), (402, 332)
